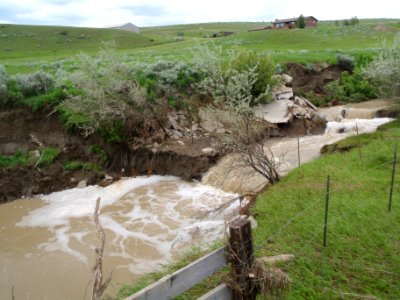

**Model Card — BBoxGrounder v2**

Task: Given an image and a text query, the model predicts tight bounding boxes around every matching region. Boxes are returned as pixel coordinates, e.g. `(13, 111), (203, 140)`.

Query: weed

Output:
(63, 161), (100, 172)
(0, 151), (34, 167)
(37, 147), (60, 167)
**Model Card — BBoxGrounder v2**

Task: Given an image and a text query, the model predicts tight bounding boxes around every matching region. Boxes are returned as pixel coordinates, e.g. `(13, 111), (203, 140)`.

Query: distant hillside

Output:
(1, 19), (399, 74)
(0, 24), (168, 60)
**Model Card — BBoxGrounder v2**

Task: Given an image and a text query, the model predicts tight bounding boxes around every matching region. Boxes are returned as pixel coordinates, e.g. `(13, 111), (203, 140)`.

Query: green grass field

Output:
(1, 19), (399, 74)
(252, 120), (400, 299)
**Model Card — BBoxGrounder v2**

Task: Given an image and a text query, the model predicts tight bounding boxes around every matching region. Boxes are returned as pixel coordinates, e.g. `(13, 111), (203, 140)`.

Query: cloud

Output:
(122, 4), (167, 17)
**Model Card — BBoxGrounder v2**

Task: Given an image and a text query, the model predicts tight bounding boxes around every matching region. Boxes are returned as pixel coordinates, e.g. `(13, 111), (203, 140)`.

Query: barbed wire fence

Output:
(245, 143), (399, 297)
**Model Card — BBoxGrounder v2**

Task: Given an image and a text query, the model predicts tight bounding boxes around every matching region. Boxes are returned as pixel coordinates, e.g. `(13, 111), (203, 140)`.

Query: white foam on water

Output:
(15, 175), (239, 275)
(17, 175), (178, 227)
(325, 118), (393, 135)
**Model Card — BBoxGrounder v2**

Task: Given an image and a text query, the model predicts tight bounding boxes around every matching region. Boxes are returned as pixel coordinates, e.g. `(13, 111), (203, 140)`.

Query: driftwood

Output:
(91, 197), (112, 300)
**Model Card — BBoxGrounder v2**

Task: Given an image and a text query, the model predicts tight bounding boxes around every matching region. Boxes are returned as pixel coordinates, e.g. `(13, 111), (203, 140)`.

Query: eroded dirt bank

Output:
(0, 107), (222, 202)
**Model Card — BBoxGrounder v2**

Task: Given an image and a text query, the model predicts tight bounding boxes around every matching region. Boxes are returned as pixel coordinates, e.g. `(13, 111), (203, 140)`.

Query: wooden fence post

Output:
(228, 216), (257, 300)
(388, 145), (398, 212)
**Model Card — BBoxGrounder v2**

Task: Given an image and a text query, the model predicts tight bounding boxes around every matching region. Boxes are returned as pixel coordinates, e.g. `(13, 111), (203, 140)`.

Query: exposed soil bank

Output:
(0, 107), (220, 202)
(285, 62), (343, 94)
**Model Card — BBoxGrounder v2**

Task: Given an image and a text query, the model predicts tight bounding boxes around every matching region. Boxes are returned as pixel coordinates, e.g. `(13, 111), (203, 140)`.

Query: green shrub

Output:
(137, 60), (205, 101)
(0, 65), (8, 106)
(19, 87), (70, 112)
(354, 53), (374, 68)
(363, 34), (400, 98)
(6, 79), (23, 102)
(59, 45), (146, 138)
(336, 53), (355, 72)
(12, 71), (55, 97)
(98, 120), (126, 143)
(63, 161), (83, 171)
(304, 91), (327, 107)
(57, 106), (92, 132)
(230, 51), (276, 105)
(63, 161), (100, 172)
(89, 144), (109, 162)
(350, 16), (359, 26)
(325, 71), (376, 103)
(37, 147), (60, 167)
(0, 151), (34, 167)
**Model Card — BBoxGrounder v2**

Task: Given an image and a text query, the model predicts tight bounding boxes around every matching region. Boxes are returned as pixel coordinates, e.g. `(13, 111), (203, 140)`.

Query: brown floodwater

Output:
(0, 178), (239, 299)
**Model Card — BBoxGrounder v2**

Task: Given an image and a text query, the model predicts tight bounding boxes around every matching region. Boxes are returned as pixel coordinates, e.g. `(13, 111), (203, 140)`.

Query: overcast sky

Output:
(0, 0), (398, 28)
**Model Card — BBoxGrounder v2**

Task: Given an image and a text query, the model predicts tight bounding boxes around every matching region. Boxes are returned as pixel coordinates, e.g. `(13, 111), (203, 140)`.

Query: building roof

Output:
(273, 16), (318, 24)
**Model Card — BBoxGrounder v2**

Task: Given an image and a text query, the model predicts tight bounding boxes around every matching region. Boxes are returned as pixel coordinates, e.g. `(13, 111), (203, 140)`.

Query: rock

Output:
(104, 174), (113, 181)
(30, 150), (41, 158)
(177, 140), (185, 146)
(172, 130), (183, 139)
(98, 180), (111, 187)
(0, 143), (19, 155)
(167, 113), (183, 131)
(77, 180), (87, 189)
(199, 108), (225, 133)
(281, 73), (293, 85)
(255, 100), (294, 124)
(257, 254), (295, 266)
(294, 96), (317, 111)
(273, 85), (293, 100)
(201, 147), (217, 156)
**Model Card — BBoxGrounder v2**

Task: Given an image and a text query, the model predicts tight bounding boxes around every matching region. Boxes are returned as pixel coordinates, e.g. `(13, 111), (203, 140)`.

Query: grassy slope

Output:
(134, 19), (400, 63)
(1, 19), (399, 73)
(252, 120), (400, 299)
(0, 24), (169, 60)
(0, 24), (171, 73)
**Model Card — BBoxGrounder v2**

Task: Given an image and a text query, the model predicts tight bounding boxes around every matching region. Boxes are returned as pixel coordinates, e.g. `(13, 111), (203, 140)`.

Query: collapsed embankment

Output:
(0, 62), (376, 202)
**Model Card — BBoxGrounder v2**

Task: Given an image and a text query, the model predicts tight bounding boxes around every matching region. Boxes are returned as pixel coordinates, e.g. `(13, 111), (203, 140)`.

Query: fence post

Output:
(323, 175), (330, 247)
(228, 216), (257, 300)
(388, 145), (398, 212)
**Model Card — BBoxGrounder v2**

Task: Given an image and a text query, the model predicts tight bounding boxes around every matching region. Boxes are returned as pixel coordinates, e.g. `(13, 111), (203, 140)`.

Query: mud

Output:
(285, 62), (343, 94)
(0, 108), (218, 202)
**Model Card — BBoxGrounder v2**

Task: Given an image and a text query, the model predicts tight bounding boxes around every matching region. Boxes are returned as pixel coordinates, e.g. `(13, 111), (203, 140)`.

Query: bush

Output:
(63, 161), (100, 172)
(90, 144), (109, 163)
(354, 53), (374, 68)
(0, 65), (8, 106)
(336, 53), (355, 72)
(350, 16), (359, 26)
(59, 44), (146, 137)
(6, 79), (23, 102)
(324, 71), (376, 103)
(19, 87), (71, 112)
(0, 151), (34, 167)
(137, 60), (205, 101)
(37, 147), (60, 167)
(363, 34), (400, 98)
(230, 51), (276, 105)
(57, 106), (92, 132)
(12, 71), (55, 97)
(198, 48), (276, 108)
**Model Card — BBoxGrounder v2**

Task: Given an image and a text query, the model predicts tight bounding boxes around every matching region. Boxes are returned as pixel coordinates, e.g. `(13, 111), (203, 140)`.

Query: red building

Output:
(272, 16), (318, 29)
